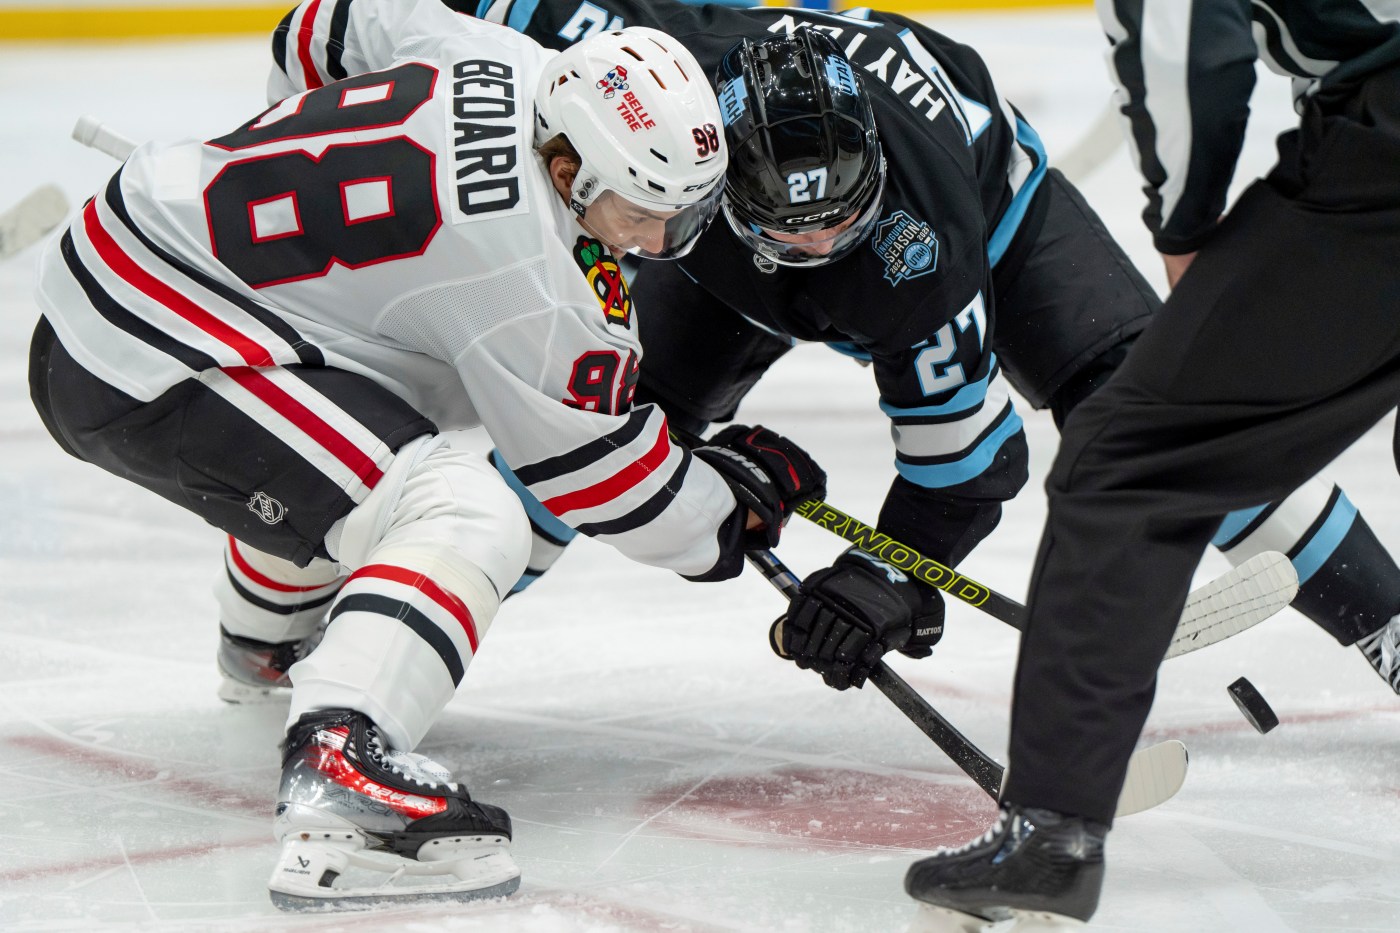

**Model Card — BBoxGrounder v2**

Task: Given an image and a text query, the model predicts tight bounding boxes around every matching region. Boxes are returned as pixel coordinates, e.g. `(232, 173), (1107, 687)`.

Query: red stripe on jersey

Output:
(348, 564), (480, 652)
(541, 424), (672, 517)
(295, 0), (326, 91)
(82, 200), (276, 367)
(222, 367), (385, 490)
(227, 536), (336, 593)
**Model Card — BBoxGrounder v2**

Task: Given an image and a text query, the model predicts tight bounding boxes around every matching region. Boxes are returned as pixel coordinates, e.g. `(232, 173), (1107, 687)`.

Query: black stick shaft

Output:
(745, 549), (1004, 798)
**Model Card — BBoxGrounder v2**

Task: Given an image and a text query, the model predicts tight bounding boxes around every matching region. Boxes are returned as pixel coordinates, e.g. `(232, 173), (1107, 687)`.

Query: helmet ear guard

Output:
(714, 26), (886, 267)
(535, 27), (727, 259)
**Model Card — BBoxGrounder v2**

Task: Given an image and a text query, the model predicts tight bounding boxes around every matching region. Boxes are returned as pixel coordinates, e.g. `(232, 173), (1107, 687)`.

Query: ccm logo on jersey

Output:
(450, 59), (527, 222)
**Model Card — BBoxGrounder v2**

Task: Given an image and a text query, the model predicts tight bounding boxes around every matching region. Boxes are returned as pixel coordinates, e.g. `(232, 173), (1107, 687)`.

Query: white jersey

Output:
(35, 0), (737, 577)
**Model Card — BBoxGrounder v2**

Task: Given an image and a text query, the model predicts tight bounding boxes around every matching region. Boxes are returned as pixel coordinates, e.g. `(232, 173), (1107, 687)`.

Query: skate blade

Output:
(269, 873), (520, 912)
(908, 904), (1088, 933)
(217, 675), (289, 705)
(268, 837), (520, 912)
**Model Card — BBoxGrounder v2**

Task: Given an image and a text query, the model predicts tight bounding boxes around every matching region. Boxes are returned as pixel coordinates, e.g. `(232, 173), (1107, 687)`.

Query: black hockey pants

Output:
(1002, 63), (1400, 824)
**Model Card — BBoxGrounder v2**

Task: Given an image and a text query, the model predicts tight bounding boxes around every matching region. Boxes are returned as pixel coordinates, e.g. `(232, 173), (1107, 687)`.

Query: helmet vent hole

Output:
(650, 69), (667, 90)
(649, 148), (668, 163)
(620, 45), (644, 62)
(646, 180), (666, 193)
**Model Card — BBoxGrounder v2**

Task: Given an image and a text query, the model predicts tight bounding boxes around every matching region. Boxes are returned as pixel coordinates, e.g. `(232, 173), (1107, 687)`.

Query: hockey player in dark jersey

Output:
(27, 6), (825, 910)
(905, 0), (1400, 927)
(468, 0), (1400, 694)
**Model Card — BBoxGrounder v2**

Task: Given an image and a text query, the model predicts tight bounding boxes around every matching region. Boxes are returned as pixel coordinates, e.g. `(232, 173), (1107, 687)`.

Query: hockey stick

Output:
(0, 184), (70, 260)
(72, 115), (137, 162)
(793, 499), (1298, 660)
(747, 548), (1003, 797)
(747, 549), (1189, 817)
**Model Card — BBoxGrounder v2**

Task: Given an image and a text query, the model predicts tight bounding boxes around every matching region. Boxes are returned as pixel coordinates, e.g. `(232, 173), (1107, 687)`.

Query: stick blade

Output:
(0, 184), (70, 259)
(1167, 551), (1298, 659)
(1114, 739), (1188, 817)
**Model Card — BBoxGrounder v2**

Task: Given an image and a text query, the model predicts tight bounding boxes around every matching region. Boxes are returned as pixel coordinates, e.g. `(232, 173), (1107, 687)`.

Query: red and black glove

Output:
(693, 424), (826, 548)
(770, 548), (945, 689)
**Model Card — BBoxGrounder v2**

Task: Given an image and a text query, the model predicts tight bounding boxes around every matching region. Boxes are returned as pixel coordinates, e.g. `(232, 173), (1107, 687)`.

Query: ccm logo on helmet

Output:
(787, 207), (843, 224)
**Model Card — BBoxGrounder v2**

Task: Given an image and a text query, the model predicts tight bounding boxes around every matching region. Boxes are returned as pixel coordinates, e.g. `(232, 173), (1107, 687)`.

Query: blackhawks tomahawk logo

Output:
(573, 237), (632, 327)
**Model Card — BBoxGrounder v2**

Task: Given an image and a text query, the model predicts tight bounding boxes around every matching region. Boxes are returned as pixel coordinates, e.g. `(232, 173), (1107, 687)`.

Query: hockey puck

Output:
(1227, 677), (1279, 734)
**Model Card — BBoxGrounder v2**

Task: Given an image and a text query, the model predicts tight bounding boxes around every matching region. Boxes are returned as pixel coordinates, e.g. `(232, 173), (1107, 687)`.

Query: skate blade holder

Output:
(269, 835), (520, 910)
(909, 903), (1088, 932)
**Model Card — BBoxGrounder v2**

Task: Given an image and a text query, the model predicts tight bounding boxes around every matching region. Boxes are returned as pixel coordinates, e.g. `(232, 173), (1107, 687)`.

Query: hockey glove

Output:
(693, 424), (826, 549)
(771, 548), (945, 690)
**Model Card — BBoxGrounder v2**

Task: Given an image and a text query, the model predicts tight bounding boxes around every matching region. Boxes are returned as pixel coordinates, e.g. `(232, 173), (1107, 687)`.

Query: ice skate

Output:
(216, 626), (306, 704)
(1356, 614), (1400, 694)
(903, 804), (1104, 932)
(268, 708), (519, 911)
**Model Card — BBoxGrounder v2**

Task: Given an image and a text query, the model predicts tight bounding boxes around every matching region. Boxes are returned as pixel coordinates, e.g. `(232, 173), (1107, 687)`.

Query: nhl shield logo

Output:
(872, 210), (939, 286)
(247, 491), (286, 525)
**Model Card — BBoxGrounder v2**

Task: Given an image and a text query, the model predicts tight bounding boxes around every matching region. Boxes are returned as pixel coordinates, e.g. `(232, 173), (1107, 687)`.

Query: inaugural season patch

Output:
(574, 237), (632, 327)
(872, 210), (939, 285)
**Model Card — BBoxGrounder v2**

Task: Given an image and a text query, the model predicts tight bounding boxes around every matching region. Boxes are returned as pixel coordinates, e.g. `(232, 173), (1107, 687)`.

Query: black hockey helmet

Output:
(714, 26), (886, 266)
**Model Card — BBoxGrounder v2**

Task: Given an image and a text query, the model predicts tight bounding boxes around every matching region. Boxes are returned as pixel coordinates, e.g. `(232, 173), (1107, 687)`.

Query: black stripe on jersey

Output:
(511, 408), (653, 486)
(226, 568), (338, 615)
(890, 398), (989, 427)
(1251, 6), (1309, 76)
(102, 171), (325, 368)
(1103, 2), (1168, 219)
(1214, 500), (1284, 551)
(1285, 485), (1343, 563)
(60, 230), (221, 372)
(329, 593), (465, 685)
(271, 8), (294, 77)
(894, 402), (1015, 467)
(326, 0), (353, 81)
(574, 451), (692, 537)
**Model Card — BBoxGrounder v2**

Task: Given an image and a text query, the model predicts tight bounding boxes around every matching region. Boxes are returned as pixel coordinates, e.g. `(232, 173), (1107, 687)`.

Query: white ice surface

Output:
(1, 10), (1398, 932)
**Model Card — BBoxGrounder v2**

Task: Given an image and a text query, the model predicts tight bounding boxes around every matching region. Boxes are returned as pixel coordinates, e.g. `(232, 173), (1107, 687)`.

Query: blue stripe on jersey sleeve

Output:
(988, 116), (1049, 267)
(1290, 492), (1358, 585)
(894, 408), (1024, 488)
(491, 448), (578, 544)
(508, 0), (544, 33)
(878, 359), (995, 420)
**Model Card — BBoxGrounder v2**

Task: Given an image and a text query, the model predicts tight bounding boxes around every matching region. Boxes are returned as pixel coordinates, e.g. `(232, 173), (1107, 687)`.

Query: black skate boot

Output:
(904, 804), (1106, 931)
(1356, 614), (1400, 694)
(268, 708), (519, 911)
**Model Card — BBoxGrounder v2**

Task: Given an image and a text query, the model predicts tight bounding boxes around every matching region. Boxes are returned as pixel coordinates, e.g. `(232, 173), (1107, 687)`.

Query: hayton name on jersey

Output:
(450, 58), (528, 221)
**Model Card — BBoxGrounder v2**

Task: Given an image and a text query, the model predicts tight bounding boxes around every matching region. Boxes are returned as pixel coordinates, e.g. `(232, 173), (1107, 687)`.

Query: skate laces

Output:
(936, 807), (1010, 856)
(365, 727), (459, 791)
(1358, 615), (1400, 687)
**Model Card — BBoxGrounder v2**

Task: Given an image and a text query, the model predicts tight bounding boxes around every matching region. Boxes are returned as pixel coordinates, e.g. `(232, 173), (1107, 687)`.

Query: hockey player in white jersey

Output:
(27, 1), (824, 910)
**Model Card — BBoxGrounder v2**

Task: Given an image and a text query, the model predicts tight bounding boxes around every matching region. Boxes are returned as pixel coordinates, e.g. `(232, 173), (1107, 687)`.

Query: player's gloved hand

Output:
(770, 548), (945, 689)
(693, 424), (826, 548)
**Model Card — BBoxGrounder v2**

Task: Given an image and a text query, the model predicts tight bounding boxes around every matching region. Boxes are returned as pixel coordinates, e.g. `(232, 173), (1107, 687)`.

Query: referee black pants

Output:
(1002, 63), (1400, 824)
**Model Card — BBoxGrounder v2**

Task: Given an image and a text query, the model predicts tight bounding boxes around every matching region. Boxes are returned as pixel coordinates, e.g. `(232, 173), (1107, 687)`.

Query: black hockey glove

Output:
(693, 424), (826, 548)
(770, 548), (945, 690)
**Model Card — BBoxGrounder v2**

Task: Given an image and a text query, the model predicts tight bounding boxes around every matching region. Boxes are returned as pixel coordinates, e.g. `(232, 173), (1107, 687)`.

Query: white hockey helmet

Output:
(535, 26), (727, 259)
